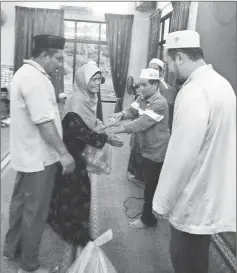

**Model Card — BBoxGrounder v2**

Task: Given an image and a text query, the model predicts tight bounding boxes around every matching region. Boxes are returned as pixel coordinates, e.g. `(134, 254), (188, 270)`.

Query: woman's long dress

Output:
(47, 112), (108, 248)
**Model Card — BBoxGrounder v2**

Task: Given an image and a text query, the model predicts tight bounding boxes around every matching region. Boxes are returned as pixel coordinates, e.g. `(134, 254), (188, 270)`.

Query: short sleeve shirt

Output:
(10, 60), (62, 172)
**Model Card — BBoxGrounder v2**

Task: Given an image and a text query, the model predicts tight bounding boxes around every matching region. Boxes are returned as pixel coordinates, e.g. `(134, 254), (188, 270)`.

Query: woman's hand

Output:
(106, 125), (126, 135)
(106, 134), (124, 147)
(96, 119), (104, 127)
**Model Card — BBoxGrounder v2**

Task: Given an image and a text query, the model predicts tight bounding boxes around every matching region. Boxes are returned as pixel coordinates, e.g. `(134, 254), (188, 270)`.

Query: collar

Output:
(145, 91), (160, 104)
(183, 64), (213, 87)
(23, 60), (50, 78)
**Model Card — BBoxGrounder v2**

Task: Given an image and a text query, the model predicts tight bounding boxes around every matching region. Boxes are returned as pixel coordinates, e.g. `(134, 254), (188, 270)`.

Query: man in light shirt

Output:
(3, 35), (75, 273)
(153, 30), (236, 273)
(109, 68), (170, 229)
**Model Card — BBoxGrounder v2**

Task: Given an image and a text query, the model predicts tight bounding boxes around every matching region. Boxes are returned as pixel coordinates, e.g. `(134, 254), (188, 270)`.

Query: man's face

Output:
(139, 78), (157, 100)
(44, 50), (64, 75)
(164, 49), (180, 78)
(149, 63), (163, 77)
(149, 63), (159, 71)
(88, 72), (101, 93)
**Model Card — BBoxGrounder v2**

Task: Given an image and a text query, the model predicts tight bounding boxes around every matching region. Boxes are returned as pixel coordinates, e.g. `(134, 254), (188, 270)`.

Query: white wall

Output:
(196, 2), (236, 92)
(187, 2), (198, 30)
(127, 10), (152, 81)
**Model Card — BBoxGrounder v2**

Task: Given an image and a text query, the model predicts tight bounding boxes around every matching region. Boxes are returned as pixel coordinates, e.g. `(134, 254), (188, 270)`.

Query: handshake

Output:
(99, 113), (125, 147)
(107, 112), (124, 127)
(95, 113), (124, 148)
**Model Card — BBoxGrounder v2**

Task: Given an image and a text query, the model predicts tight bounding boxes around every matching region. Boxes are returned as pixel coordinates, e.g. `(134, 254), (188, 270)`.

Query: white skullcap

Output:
(165, 30), (200, 49)
(140, 68), (160, 80)
(149, 58), (164, 69)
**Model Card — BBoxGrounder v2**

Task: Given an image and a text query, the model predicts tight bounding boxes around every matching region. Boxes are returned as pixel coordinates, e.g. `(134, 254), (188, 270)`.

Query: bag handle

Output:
(95, 229), (113, 247)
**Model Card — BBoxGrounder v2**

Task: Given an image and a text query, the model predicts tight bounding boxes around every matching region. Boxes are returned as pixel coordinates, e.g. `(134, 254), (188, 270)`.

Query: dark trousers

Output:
(4, 163), (58, 272)
(141, 158), (163, 226)
(169, 225), (211, 273)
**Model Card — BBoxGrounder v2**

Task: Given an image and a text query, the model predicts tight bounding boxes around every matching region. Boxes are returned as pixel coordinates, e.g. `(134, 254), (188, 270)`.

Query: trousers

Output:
(4, 163), (58, 271)
(141, 158), (163, 226)
(169, 225), (211, 273)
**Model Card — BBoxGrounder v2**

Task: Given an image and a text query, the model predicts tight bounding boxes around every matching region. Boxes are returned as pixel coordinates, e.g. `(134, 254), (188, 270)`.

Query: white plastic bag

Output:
(82, 144), (112, 175)
(67, 230), (117, 273)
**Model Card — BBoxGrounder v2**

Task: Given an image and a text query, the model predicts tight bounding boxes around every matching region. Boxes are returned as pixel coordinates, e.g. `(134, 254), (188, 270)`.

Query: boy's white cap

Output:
(149, 58), (164, 69)
(140, 68), (160, 80)
(165, 30), (200, 49)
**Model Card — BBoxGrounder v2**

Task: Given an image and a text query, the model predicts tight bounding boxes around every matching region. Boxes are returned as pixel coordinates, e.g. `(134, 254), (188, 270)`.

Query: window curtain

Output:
(147, 9), (162, 66)
(14, 6), (64, 100)
(105, 14), (134, 113)
(96, 90), (103, 122)
(163, 1), (190, 131)
(164, 1), (191, 88)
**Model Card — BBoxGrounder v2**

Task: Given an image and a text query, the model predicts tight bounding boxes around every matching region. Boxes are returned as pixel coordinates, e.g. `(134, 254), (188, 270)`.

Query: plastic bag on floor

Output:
(67, 229), (117, 273)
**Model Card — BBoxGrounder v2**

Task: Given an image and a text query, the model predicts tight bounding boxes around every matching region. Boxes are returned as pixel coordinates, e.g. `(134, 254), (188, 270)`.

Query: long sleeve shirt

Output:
(122, 92), (170, 163)
(153, 65), (236, 234)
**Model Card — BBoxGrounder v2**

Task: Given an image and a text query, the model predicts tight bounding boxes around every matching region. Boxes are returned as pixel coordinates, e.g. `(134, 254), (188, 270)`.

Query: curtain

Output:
(147, 9), (162, 66)
(165, 1), (191, 88)
(164, 1), (190, 131)
(105, 14), (134, 113)
(14, 6), (64, 99)
(96, 90), (103, 122)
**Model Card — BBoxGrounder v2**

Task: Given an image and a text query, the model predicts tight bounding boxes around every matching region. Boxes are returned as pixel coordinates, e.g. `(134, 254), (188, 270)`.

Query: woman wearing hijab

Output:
(47, 63), (123, 272)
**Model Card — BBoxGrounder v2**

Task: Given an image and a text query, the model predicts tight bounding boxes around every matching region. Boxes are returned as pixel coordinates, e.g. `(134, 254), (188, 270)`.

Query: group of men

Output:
(108, 29), (236, 273)
(3, 29), (236, 273)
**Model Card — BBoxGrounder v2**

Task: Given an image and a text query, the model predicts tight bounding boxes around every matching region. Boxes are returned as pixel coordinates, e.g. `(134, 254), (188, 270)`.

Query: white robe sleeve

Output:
(153, 86), (210, 215)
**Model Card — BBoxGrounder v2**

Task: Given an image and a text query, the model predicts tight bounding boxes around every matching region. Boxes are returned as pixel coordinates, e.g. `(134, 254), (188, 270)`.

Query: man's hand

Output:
(108, 112), (123, 124)
(60, 152), (76, 175)
(106, 134), (124, 147)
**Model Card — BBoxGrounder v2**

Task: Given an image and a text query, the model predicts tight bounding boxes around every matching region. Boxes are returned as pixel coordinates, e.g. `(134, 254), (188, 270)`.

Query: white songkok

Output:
(140, 68), (160, 80)
(149, 58), (164, 70)
(165, 30), (201, 49)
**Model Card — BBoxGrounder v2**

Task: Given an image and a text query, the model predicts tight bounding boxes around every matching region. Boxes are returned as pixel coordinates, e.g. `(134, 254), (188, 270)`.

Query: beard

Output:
(172, 66), (186, 86)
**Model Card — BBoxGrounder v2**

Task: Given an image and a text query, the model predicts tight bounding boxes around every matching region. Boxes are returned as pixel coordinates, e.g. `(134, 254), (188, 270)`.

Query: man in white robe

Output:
(153, 30), (236, 273)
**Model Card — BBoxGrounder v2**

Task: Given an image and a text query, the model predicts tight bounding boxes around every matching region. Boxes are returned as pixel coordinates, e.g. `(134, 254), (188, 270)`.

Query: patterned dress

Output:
(47, 112), (108, 247)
